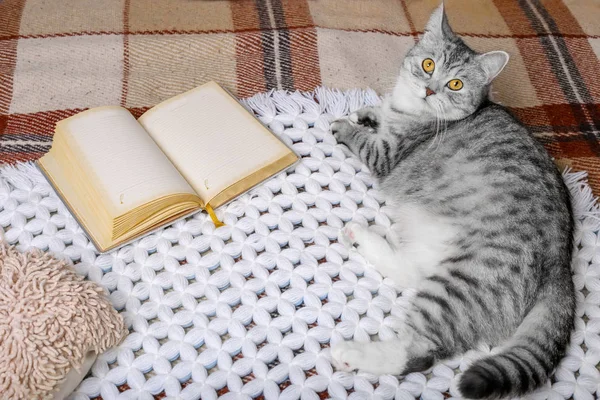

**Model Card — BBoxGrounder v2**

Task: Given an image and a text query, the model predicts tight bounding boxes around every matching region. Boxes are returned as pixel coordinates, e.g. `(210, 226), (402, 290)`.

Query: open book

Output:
(38, 81), (298, 253)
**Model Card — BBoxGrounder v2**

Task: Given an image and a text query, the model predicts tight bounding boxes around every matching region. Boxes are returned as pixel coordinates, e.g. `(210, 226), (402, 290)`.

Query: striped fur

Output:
(331, 5), (575, 399)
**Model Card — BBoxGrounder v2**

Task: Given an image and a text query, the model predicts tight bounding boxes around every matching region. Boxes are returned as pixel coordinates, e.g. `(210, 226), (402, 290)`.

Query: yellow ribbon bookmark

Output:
(205, 204), (224, 227)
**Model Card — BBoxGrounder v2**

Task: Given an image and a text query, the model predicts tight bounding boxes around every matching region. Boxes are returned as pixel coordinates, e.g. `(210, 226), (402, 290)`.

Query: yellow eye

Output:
(448, 79), (463, 91)
(422, 58), (435, 74)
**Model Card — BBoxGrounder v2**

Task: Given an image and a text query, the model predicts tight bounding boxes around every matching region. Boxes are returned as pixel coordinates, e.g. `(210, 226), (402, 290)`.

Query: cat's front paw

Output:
(331, 118), (355, 144)
(349, 107), (380, 129)
(338, 221), (365, 249)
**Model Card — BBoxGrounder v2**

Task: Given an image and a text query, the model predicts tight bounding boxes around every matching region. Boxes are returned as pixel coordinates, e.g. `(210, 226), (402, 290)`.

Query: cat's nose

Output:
(425, 87), (436, 97)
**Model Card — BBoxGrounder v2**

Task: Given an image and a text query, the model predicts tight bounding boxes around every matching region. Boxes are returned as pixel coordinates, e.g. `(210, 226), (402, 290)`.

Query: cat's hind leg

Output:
(331, 323), (436, 376)
(331, 272), (473, 375)
(331, 339), (409, 375)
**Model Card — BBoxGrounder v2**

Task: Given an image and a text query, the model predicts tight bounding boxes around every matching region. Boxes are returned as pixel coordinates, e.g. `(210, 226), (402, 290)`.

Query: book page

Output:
(59, 107), (197, 217)
(138, 82), (293, 203)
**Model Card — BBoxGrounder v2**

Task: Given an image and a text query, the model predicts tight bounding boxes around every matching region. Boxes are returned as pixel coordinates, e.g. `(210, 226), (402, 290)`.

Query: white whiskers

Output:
(427, 102), (440, 150)
(427, 98), (448, 151)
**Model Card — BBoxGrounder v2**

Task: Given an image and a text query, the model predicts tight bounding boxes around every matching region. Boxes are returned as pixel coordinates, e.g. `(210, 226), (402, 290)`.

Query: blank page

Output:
(138, 82), (292, 202)
(60, 107), (196, 217)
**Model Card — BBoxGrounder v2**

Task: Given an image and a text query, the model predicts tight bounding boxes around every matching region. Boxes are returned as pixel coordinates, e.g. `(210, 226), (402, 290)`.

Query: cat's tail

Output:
(458, 276), (575, 399)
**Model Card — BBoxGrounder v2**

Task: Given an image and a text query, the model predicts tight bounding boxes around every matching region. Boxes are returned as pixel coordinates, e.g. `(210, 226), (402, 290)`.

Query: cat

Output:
(329, 4), (575, 399)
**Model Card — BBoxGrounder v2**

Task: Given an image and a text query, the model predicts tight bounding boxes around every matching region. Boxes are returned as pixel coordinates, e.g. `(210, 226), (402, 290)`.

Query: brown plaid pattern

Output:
(1, 0), (600, 195)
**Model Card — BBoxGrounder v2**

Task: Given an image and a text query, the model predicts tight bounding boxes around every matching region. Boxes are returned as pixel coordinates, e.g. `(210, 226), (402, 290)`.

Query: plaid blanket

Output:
(1, 0), (600, 193)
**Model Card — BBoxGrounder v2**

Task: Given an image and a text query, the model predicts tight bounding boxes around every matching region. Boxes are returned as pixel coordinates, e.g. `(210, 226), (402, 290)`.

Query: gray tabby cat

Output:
(329, 4), (575, 399)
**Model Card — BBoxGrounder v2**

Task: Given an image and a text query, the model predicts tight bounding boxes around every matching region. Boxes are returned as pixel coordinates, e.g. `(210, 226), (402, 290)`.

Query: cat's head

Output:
(392, 3), (509, 121)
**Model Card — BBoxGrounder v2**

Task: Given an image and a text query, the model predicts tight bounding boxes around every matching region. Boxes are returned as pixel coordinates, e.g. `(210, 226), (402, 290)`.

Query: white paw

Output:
(331, 341), (365, 372)
(332, 340), (408, 375)
(338, 222), (367, 249)
(337, 226), (354, 248)
(331, 118), (354, 140)
(350, 108), (379, 129)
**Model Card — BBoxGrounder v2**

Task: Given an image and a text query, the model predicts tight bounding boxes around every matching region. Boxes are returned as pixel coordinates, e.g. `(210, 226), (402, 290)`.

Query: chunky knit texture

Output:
(0, 88), (598, 399)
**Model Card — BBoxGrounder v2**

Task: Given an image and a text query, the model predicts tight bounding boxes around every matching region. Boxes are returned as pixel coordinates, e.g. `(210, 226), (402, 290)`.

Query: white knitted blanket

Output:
(0, 88), (598, 400)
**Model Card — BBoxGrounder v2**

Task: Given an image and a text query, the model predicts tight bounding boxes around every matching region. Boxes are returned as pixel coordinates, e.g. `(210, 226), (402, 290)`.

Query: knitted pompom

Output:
(0, 242), (127, 399)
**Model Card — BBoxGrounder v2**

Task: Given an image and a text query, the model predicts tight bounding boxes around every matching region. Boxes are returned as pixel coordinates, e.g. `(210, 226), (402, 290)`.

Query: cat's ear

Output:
(425, 2), (454, 38)
(478, 51), (510, 83)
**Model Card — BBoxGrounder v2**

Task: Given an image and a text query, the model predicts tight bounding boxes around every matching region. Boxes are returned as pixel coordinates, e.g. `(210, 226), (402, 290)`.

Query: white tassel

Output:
(345, 88), (365, 113)
(314, 87), (349, 119)
(364, 87), (383, 106)
(244, 90), (277, 124)
(562, 167), (599, 221)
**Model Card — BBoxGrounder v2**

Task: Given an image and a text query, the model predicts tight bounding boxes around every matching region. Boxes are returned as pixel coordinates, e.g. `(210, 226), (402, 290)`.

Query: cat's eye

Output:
(447, 79), (463, 91)
(422, 58), (435, 74)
